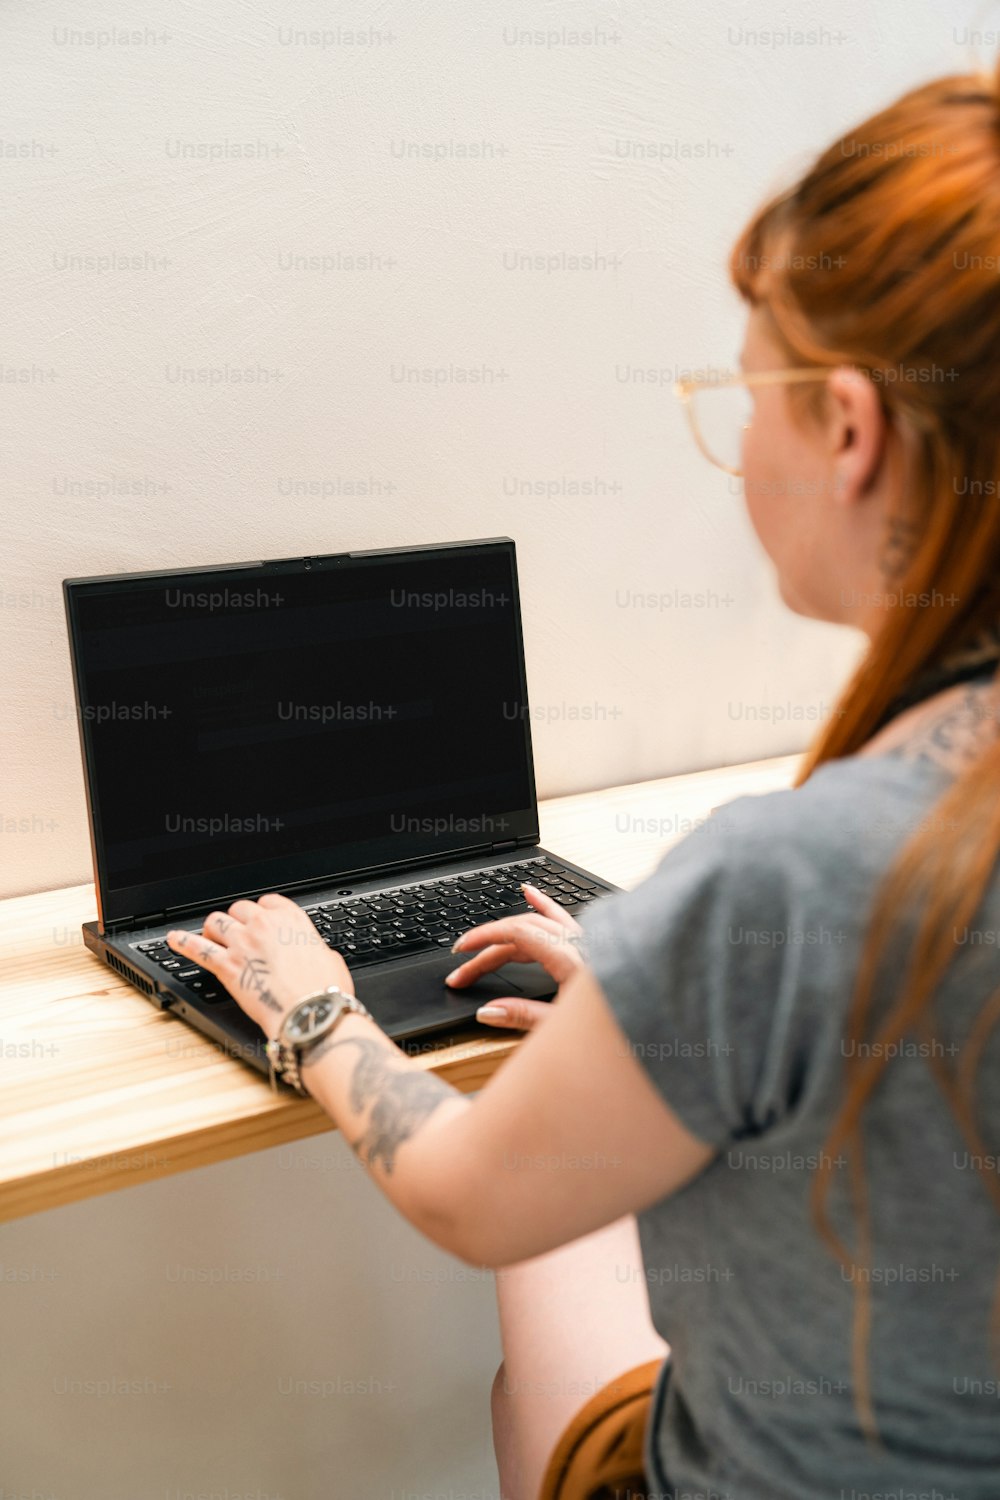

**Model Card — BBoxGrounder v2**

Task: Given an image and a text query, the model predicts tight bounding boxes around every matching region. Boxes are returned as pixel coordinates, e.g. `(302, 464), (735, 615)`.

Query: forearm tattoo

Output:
(237, 955), (283, 1014)
(303, 1034), (455, 1174)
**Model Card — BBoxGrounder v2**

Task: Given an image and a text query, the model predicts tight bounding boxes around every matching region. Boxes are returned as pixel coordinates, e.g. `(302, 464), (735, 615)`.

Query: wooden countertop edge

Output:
(0, 1032), (518, 1223)
(0, 754), (802, 1221)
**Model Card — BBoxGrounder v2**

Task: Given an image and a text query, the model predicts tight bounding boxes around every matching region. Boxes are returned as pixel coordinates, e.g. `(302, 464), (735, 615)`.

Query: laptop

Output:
(63, 538), (616, 1082)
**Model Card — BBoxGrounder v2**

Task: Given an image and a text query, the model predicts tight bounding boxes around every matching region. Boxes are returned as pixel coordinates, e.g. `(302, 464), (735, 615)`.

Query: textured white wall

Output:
(0, 4), (974, 1498)
(6, 0), (971, 901)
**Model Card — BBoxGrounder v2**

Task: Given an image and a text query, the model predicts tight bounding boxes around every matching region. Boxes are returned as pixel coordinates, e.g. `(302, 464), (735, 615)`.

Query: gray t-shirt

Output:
(579, 751), (1000, 1500)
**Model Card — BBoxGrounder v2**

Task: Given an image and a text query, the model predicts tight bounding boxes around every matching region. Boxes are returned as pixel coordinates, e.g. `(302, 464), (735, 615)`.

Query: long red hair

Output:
(729, 62), (1000, 1437)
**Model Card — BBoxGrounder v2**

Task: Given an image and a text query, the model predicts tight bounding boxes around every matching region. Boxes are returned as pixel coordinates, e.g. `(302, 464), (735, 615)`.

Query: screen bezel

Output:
(63, 538), (539, 930)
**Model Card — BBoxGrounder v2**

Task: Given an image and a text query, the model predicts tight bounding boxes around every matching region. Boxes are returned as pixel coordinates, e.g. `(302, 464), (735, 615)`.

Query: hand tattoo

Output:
(306, 1035), (454, 1174)
(238, 955), (283, 1014)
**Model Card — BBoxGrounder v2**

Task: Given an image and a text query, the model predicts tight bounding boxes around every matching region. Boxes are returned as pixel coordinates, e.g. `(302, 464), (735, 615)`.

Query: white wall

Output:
(8, 0), (975, 902)
(1, 2), (973, 1497)
(0, 1130), (505, 1500)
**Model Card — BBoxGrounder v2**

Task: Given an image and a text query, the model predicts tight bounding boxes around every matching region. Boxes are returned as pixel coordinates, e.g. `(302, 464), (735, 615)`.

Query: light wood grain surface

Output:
(0, 754), (800, 1222)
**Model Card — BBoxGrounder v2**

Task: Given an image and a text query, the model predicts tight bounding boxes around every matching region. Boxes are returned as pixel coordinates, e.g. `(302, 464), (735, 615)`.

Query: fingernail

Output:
(477, 1005), (508, 1020)
(444, 969), (462, 986)
(450, 939), (465, 953)
(521, 882), (538, 895)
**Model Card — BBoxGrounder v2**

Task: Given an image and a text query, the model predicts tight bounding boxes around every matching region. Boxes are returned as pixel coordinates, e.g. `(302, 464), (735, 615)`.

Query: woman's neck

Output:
(857, 678), (1000, 776)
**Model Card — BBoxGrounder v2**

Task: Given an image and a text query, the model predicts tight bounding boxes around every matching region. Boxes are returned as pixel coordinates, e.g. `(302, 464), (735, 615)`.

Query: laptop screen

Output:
(65, 540), (538, 926)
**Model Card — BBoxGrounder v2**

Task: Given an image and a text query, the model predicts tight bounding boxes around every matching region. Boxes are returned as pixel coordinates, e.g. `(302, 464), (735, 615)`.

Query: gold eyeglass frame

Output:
(673, 367), (834, 477)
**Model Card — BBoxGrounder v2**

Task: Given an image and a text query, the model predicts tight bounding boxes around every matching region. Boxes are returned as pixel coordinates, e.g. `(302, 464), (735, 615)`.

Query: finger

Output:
(226, 899), (260, 923)
(452, 916), (582, 983)
(166, 928), (228, 972)
(202, 909), (244, 943)
(257, 891), (300, 912)
(451, 914), (551, 954)
(444, 942), (517, 988)
(521, 882), (582, 931)
(474, 997), (553, 1031)
(256, 891), (325, 943)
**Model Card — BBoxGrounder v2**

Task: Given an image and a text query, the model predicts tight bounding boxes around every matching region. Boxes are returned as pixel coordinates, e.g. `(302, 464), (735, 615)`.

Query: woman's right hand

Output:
(444, 882), (587, 1031)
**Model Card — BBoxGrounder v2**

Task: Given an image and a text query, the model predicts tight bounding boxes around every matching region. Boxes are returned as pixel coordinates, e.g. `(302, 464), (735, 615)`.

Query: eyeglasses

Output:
(673, 367), (833, 477)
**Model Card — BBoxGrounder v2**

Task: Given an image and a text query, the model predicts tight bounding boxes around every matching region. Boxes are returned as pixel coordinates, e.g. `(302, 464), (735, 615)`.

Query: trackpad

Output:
(358, 949), (528, 1039)
(494, 961), (558, 1000)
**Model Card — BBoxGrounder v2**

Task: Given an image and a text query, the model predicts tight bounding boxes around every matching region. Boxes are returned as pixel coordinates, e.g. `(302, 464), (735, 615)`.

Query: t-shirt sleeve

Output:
(577, 791), (830, 1148)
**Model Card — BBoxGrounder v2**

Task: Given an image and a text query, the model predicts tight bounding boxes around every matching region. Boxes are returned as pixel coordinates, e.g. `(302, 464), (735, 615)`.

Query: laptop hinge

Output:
(517, 834), (538, 847)
(491, 839), (517, 853)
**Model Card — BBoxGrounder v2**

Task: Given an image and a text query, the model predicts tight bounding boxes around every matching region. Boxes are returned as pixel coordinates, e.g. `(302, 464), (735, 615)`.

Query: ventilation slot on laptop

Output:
(106, 950), (155, 997)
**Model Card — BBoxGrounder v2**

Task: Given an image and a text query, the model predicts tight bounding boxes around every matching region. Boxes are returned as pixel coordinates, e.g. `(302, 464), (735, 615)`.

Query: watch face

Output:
(286, 995), (336, 1043)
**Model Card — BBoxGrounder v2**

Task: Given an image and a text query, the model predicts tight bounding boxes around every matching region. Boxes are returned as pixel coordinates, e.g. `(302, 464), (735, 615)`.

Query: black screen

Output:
(66, 542), (537, 925)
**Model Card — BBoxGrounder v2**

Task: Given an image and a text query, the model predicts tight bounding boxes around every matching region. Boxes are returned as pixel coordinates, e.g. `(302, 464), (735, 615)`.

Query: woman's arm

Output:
(167, 893), (714, 1267)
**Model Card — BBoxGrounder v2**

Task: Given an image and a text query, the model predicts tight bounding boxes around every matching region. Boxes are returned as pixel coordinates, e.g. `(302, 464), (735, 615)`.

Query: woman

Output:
(168, 60), (1000, 1500)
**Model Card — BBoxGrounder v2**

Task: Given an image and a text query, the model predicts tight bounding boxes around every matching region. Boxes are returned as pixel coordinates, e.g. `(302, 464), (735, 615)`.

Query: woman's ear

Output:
(825, 366), (886, 504)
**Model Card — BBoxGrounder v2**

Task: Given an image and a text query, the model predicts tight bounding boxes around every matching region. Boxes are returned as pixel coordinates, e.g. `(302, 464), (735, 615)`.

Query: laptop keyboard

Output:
(134, 856), (605, 1004)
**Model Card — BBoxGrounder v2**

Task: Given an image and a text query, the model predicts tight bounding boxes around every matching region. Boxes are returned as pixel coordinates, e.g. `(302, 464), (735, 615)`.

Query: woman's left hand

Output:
(166, 893), (352, 1041)
(444, 882), (588, 1032)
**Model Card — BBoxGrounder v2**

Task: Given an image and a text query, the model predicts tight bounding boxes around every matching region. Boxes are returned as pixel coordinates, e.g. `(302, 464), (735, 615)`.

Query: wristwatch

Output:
(265, 985), (371, 1096)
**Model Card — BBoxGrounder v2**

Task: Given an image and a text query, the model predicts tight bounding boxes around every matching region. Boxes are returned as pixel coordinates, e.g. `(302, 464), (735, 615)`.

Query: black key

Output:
(158, 959), (182, 972)
(363, 936), (430, 959)
(458, 878), (488, 891)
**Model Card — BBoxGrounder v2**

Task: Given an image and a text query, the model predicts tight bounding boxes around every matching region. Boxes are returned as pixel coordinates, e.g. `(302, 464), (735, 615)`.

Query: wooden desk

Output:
(0, 754), (800, 1222)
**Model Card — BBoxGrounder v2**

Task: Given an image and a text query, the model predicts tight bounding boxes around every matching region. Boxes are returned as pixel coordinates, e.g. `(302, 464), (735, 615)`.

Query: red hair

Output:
(730, 61), (1000, 1438)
